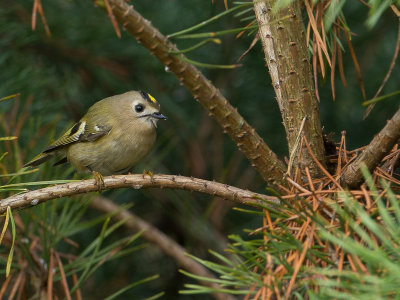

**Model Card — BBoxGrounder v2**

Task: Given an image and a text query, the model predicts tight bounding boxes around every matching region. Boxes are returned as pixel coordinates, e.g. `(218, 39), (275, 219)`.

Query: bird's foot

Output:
(93, 171), (105, 189)
(142, 170), (154, 182)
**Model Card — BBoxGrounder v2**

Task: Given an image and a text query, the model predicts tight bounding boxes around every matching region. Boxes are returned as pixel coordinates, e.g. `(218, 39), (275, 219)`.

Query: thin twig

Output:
(0, 174), (279, 213)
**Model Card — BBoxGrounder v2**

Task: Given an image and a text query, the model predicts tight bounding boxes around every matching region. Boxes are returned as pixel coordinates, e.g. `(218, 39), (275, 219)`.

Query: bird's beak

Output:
(151, 112), (168, 120)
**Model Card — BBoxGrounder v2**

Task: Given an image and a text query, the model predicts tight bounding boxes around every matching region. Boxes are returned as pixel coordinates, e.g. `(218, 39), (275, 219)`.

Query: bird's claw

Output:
(93, 171), (105, 189)
(142, 170), (153, 178)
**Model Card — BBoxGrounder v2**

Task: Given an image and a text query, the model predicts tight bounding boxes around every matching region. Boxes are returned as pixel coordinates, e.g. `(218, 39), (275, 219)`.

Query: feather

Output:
(43, 121), (86, 153)
(24, 120), (112, 168)
(23, 153), (52, 167)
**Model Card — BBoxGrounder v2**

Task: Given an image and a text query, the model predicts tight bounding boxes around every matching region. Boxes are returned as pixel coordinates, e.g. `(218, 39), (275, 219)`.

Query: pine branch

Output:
(90, 195), (236, 300)
(93, 0), (287, 187)
(0, 174), (279, 214)
(341, 106), (400, 188)
(253, 0), (326, 177)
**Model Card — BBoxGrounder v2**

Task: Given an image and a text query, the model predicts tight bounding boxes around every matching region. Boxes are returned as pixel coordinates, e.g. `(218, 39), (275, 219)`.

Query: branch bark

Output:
(0, 174), (279, 214)
(91, 196), (236, 300)
(341, 106), (400, 188)
(253, 0), (326, 177)
(95, 0), (287, 187)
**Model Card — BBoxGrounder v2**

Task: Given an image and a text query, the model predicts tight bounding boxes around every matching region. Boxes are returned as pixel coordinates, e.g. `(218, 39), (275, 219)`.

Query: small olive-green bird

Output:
(24, 91), (167, 177)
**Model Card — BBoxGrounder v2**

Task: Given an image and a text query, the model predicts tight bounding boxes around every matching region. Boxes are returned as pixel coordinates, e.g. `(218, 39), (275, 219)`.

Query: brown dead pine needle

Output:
(8, 268), (25, 300)
(31, 0), (51, 36)
(285, 226), (314, 300)
(55, 251), (72, 300)
(71, 270), (83, 300)
(0, 273), (13, 298)
(47, 249), (54, 300)
(104, 0), (121, 38)
(344, 30), (366, 99)
(237, 31), (258, 62)
(331, 26), (338, 100)
(304, 137), (343, 190)
(304, 0), (331, 67)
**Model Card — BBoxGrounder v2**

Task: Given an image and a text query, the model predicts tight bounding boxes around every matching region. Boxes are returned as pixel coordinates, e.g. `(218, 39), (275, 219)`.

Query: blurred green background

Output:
(0, 0), (399, 298)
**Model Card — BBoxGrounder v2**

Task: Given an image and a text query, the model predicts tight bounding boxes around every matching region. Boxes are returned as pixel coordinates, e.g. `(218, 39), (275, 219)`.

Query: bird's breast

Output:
(67, 125), (156, 175)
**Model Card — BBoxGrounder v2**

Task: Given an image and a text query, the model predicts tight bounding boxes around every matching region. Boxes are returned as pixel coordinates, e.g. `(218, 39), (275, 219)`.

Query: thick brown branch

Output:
(96, 0), (287, 187)
(253, 1), (326, 177)
(91, 196), (236, 300)
(341, 107), (400, 188)
(0, 174), (279, 214)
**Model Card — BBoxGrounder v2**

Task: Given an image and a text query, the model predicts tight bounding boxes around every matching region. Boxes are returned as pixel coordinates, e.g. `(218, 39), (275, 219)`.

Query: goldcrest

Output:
(24, 90), (167, 176)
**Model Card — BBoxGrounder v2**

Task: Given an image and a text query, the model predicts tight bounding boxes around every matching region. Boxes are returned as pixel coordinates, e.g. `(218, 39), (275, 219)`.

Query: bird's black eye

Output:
(135, 104), (144, 113)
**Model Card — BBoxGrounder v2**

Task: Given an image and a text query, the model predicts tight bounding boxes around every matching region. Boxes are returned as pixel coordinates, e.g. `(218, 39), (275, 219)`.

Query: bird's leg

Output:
(93, 170), (105, 188)
(142, 170), (154, 183)
(87, 166), (105, 188)
(142, 170), (153, 178)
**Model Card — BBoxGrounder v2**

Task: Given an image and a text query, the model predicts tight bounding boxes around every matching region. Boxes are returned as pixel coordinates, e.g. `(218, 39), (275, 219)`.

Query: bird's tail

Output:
(23, 153), (52, 168)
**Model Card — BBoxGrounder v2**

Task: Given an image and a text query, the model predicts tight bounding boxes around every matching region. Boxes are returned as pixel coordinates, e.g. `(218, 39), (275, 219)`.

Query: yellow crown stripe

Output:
(140, 91), (158, 104)
(148, 93), (157, 104)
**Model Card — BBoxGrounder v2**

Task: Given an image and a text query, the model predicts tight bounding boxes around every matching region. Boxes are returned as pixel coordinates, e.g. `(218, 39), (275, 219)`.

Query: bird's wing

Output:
(80, 124), (113, 142)
(23, 121), (112, 168)
(43, 121), (112, 153)
(43, 121), (87, 153)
